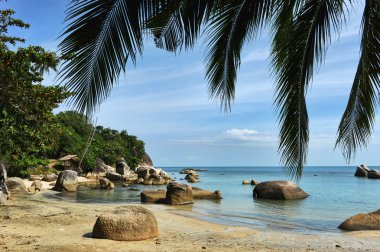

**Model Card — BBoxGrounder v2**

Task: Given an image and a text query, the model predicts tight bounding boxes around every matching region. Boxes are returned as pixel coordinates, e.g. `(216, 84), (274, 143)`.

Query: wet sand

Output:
(0, 189), (379, 251)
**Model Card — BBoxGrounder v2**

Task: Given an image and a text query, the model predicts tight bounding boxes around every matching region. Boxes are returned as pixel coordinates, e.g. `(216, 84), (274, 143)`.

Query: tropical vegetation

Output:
(58, 0), (380, 179)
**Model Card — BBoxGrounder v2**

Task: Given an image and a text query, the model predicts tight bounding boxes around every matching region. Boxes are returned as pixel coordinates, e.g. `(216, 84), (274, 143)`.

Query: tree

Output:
(58, 0), (380, 180)
(0, 9), (70, 175)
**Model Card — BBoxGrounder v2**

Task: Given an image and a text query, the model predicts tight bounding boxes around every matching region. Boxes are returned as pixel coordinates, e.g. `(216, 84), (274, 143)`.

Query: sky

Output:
(3, 0), (379, 167)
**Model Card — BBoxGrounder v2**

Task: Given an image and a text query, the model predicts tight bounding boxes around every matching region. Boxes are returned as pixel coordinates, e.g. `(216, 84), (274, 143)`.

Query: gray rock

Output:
(106, 172), (123, 181)
(136, 167), (150, 179)
(99, 178), (114, 189)
(116, 158), (131, 176)
(5, 177), (27, 193)
(140, 189), (167, 203)
(192, 187), (222, 200)
(368, 169), (380, 179)
(355, 164), (370, 177)
(29, 180), (42, 193)
(93, 158), (114, 174)
(339, 209), (380, 231)
(253, 181), (309, 200)
(92, 205), (158, 241)
(166, 182), (193, 205)
(53, 170), (78, 192)
(42, 174), (57, 182)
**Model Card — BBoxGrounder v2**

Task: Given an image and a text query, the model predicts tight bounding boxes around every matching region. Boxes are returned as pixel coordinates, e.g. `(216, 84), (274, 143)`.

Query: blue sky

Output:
(3, 0), (379, 167)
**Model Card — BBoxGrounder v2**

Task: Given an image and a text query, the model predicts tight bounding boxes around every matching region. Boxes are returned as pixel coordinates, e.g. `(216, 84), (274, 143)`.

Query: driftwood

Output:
(0, 161), (10, 199)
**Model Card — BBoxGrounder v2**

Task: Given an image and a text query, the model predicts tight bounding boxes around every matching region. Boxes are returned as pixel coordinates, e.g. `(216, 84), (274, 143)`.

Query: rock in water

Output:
(166, 182), (193, 205)
(355, 164), (370, 177)
(339, 209), (380, 231)
(92, 205), (158, 241)
(242, 180), (250, 185)
(106, 172), (123, 181)
(53, 170), (78, 192)
(368, 169), (380, 179)
(192, 187), (222, 200)
(99, 178), (114, 189)
(253, 181), (309, 200)
(251, 179), (260, 185)
(140, 189), (167, 203)
(5, 177), (27, 193)
(116, 158), (131, 176)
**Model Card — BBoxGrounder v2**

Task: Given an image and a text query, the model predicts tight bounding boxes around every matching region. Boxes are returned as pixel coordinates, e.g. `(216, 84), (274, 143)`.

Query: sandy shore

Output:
(0, 189), (379, 252)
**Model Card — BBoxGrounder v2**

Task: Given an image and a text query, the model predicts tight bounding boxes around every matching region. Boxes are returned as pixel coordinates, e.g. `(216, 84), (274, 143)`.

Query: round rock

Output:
(253, 181), (308, 200)
(339, 209), (380, 231)
(92, 205), (158, 241)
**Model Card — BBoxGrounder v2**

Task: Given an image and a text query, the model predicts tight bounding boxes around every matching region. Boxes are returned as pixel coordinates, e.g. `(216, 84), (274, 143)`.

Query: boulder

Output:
(29, 175), (43, 181)
(251, 179), (259, 185)
(185, 173), (199, 180)
(5, 177), (27, 193)
(339, 209), (380, 231)
(53, 170), (78, 192)
(150, 175), (166, 185)
(93, 158), (115, 174)
(143, 179), (153, 185)
(124, 174), (138, 184)
(106, 172), (123, 181)
(116, 158), (131, 176)
(92, 205), (158, 241)
(136, 167), (150, 179)
(140, 189), (167, 203)
(253, 181), (309, 200)
(0, 192), (7, 205)
(29, 180), (43, 193)
(133, 178), (144, 184)
(78, 180), (99, 189)
(99, 178), (114, 189)
(187, 176), (199, 183)
(368, 169), (380, 179)
(0, 162), (10, 199)
(242, 180), (250, 185)
(354, 164), (370, 177)
(42, 173), (57, 182)
(166, 182), (193, 205)
(192, 187), (222, 200)
(85, 172), (99, 180)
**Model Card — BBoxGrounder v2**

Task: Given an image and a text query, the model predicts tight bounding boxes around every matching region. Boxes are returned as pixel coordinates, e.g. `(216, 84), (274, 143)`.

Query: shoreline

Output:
(1, 190), (379, 251)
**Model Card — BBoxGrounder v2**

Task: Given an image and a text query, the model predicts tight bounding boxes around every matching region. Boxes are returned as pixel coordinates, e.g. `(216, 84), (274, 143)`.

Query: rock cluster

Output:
(93, 205), (158, 241)
(355, 164), (380, 179)
(180, 169), (200, 183)
(140, 182), (222, 205)
(133, 166), (171, 185)
(253, 181), (308, 200)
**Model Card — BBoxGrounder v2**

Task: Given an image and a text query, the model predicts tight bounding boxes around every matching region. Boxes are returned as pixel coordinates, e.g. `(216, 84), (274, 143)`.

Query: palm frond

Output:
(146, 0), (214, 52)
(58, 0), (160, 115)
(272, 0), (345, 180)
(336, 0), (380, 161)
(205, 0), (271, 111)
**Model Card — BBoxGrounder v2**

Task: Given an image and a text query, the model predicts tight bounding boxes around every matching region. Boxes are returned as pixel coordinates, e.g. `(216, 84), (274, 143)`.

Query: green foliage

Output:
(51, 111), (146, 172)
(0, 8), (70, 176)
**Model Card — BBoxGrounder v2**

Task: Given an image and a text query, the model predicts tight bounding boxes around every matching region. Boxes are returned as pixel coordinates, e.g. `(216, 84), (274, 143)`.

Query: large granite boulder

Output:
(53, 170), (78, 192)
(92, 205), (158, 241)
(339, 210), (380, 231)
(368, 169), (380, 179)
(166, 182), (193, 205)
(186, 175), (199, 183)
(99, 178), (114, 189)
(5, 177), (27, 193)
(140, 189), (166, 203)
(253, 181), (308, 200)
(355, 164), (370, 177)
(106, 171), (123, 181)
(116, 158), (131, 176)
(192, 187), (222, 200)
(136, 167), (150, 179)
(93, 158), (115, 174)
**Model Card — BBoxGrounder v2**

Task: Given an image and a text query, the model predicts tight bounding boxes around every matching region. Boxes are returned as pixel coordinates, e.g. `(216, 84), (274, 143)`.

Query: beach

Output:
(1, 190), (379, 252)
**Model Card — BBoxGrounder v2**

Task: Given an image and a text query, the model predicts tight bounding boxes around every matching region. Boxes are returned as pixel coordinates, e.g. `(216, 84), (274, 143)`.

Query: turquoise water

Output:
(47, 166), (380, 233)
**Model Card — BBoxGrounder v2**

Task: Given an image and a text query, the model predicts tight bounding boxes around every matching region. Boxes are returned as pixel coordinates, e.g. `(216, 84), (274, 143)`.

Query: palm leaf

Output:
(336, 0), (380, 161)
(205, 0), (271, 111)
(272, 0), (345, 180)
(58, 0), (161, 115)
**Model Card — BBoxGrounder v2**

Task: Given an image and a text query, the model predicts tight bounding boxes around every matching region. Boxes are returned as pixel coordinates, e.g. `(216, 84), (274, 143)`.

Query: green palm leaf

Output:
(336, 0), (380, 161)
(272, 0), (345, 180)
(58, 0), (161, 115)
(205, 0), (271, 111)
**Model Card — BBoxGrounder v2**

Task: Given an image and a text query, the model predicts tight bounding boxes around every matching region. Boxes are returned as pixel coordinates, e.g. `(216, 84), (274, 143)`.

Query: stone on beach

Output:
(354, 164), (370, 177)
(253, 181), (308, 200)
(106, 171), (123, 181)
(192, 187), (222, 200)
(42, 173), (57, 182)
(5, 177), (27, 193)
(140, 189), (167, 203)
(115, 158), (130, 176)
(339, 209), (380, 231)
(53, 170), (78, 192)
(166, 182), (193, 205)
(92, 205), (158, 241)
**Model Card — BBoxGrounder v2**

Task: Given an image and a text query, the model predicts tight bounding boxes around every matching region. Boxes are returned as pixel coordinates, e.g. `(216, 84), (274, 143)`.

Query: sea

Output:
(46, 166), (380, 234)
